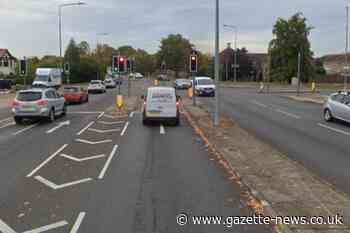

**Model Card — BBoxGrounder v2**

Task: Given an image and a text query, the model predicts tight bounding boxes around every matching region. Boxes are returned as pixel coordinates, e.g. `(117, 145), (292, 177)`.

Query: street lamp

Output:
(345, 5), (350, 91)
(224, 24), (238, 82)
(58, 1), (86, 82)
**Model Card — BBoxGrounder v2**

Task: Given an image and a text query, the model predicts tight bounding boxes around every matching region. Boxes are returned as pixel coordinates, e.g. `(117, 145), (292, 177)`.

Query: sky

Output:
(0, 0), (348, 58)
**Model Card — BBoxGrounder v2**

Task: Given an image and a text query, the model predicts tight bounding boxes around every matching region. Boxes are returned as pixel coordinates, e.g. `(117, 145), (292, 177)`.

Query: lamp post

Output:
(214, 0), (220, 126)
(345, 5), (350, 91)
(58, 1), (86, 83)
(223, 24), (238, 82)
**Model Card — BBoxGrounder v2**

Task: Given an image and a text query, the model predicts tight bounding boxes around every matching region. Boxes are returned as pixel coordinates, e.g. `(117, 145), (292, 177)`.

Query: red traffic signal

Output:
(118, 56), (125, 73)
(189, 55), (198, 73)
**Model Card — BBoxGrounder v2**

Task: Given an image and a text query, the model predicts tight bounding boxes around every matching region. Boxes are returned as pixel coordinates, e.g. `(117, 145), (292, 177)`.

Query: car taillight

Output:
(36, 100), (49, 106)
(176, 101), (180, 107)
(12, 100), (21, 107)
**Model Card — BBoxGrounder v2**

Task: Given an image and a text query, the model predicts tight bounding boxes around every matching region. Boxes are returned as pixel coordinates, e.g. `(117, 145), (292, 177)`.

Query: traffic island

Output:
(182, 97), (350, 233)
(286, 95), (326, 104)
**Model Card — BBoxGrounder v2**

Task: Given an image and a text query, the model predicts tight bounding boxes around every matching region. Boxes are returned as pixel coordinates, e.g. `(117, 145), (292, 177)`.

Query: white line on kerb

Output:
(318, 123), (350, 136)
(27, 144), (68, 177)
(77, 121), (94, 136)
(0, 117), (12, 123)
(69, 212), (86, 233)
(22, 221), (68, 233)
(275, 109), (301, 119)
(98, 145), (119, 179)
(120, 122), (129, 136)
(251, 100), (267, 108)
(12, 123), (39, 136)
(160, 125), (165, 134)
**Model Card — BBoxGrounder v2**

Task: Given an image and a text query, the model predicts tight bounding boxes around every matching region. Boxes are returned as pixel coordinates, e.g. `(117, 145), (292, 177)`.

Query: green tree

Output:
(157, 34), (193, 77)
(268, 13), (314, 83)
(64, 38), (81, 82)
(78, 41), (91, 56)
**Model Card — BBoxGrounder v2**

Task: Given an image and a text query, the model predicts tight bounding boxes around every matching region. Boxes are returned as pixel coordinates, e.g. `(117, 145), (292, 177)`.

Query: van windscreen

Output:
(36, 75), (49, 81)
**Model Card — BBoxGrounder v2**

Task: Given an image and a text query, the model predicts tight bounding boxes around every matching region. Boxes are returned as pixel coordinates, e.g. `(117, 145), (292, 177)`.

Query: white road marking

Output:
(251, 100), (267, 108)
(88, 128), (121, 133)
(97, 120), (124, 125)
(75, 139), (112, 145)
(0, 117), (12, 123)
(46, 120), (70, 134)
(98, 145), (119, 179)
(76, 121), (95, 136)
(34, 176), (92, 190)
(60, 153), (106, 162)
(0, 219), (17, 233)
(27, 144), (68, 177)
(12, 123), (39, 136)
(318, 123), (350, 136)
(0, 122), (15, 129)
(129, 111), (134, 118)
(120, 122), (129, 136)
(97, 112), (105, 119)
(275, 109), (301, 119)
(160, 125), (165, 134)
(69, 212), (86, 233)
(103, 114), (117, 119)
(22, 221), (68, 233)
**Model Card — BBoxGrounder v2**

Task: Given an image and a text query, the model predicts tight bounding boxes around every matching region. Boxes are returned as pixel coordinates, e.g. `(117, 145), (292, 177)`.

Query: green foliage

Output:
(268, 13), (315, 83)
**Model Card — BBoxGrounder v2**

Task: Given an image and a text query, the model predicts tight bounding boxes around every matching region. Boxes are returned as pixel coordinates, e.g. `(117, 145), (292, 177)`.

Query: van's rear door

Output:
(146, 89), (176, 118)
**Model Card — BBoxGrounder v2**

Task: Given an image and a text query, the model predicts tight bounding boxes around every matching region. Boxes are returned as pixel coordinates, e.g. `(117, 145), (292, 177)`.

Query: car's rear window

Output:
(64, 87), (79, 93)
(17, 92), (42, 102)
(150, 90), (175, 103)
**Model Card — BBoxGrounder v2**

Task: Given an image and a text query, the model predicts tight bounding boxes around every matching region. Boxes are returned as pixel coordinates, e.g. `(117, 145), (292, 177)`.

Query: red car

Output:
(63, 86), (89, 104)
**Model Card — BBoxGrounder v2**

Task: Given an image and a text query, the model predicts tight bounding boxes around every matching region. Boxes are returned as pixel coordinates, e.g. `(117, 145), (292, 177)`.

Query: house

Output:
(0, 49), (17, 76)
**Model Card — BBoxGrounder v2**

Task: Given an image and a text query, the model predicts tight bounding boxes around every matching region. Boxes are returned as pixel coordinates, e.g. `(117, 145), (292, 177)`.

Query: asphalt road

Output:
(0, 81), (271, 233)
(197, 87), (350, 195)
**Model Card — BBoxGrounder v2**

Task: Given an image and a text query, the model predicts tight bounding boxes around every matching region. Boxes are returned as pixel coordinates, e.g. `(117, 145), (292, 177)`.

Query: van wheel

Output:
(14, 116), (23, 125)
(48, 109), (55, 122)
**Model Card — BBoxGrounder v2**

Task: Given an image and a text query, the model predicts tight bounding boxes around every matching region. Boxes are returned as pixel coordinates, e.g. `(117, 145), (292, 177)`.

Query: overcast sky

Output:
(0, 0), (348, 58)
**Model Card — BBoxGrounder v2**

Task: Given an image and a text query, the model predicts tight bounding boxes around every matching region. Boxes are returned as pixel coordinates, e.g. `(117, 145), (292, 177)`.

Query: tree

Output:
(64, 38), (81, 82)
(78, 41), (91, 56)
(268, 13), (314, 83)
(157, 34), (193, 77)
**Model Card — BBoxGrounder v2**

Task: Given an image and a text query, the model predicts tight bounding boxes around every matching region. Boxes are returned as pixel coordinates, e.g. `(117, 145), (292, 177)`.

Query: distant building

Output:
(0, 49), (17, 76)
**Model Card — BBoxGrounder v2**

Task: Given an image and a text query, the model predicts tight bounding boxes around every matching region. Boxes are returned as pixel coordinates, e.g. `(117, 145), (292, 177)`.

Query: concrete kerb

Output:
(182, 108), (289, 233)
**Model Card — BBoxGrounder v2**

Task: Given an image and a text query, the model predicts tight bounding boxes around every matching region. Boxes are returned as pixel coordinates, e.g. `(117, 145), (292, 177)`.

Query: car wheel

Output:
(14, 116), (23, 125)
(48, 109), (55, 122)
(324, 109), (333, 122)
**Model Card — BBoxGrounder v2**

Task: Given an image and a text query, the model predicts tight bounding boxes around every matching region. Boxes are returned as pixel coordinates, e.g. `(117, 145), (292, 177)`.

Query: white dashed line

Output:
(27, 144), (68, 177)
(75, 139), (112, 145)
(34, 176), (92, 190)
(0, 219), (16, 233)
(12, 123), (39, 136)
(251, 100), (267, 108)
(60, 153), (106, 162)
(97, 112), (105, 119)
(129, 111), (134, 118)
(318, 123), (350, 136)
(120, 122), (129, 136)
(22, 221), (68, 233)
(88, 128), (121, 133)
(69, 212), (86, 233)
(275, 109), (301, 119)
(98, 145), (119, 179)
(76, 121), (95, 136)
(160, 125), (165, 134)
(97, 121), (124, 125)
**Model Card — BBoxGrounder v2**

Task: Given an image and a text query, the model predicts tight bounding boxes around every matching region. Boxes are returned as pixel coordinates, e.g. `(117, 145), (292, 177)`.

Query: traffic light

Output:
(161, 61), (166, 74)
(64, 62), (70, 74)
(126, 59), (131, 72)
(20, 59), (27, 76)
(189, 54), (198, 73)
(112, 56), (118, 72)
(118, 56), (125, 73)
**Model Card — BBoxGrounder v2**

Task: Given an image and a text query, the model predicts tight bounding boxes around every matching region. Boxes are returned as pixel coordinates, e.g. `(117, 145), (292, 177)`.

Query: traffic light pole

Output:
(192, 73), (196, 106)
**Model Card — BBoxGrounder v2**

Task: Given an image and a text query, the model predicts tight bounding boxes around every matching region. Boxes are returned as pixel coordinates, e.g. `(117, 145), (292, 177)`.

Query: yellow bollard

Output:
(154, 79), (159, 86)
(188, 87), (193, 97)
(311, 82), (316, 92)
(116, 95), (124, 109)
(259, 82), (264, 93)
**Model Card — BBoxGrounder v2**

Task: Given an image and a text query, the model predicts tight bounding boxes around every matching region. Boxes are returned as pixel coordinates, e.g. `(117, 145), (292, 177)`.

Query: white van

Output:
(32, 68), (62, 89)
(142, 87), (180, 126)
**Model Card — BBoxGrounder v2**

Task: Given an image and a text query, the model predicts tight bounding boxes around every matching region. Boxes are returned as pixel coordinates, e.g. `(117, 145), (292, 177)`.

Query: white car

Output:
(88, 80), (106, 94)
(194, 77), (216, 97)
(142, 87), (180, 126)
(104, 78), (116, 88)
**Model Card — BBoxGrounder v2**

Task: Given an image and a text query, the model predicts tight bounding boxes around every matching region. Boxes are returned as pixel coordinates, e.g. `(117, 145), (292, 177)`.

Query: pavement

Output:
(192, 87), (350, 197)
(0, 80), (273, 233)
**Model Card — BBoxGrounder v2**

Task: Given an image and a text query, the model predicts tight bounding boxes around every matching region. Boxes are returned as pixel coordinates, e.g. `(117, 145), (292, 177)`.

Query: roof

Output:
(0, 49), (17, 60)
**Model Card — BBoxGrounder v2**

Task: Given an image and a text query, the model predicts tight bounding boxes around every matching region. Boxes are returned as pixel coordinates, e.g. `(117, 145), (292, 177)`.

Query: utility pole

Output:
(297, 51), (301, 96)
(214, 0), (220, 126)
(345, 5), (349, 91)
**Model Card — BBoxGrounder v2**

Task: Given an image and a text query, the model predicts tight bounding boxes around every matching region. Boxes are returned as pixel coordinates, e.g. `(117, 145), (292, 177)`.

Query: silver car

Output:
(323, 92), (350, 123)
(12, 88), (66, 124)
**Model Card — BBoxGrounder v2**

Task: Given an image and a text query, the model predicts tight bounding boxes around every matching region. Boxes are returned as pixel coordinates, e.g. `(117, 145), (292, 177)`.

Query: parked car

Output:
(63, 86), (88, 104)
(174, 79), (192, 89)
(88, 80), (106, 94)
(12, 88), (66, 124)
(135, 73), (144, 79)
(323, 91), (350, 123)
(194, 77), (216, 97)
(104, 78), (117, 88)
(32, 68), (62, 89)
(142, 87), (180, 126)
